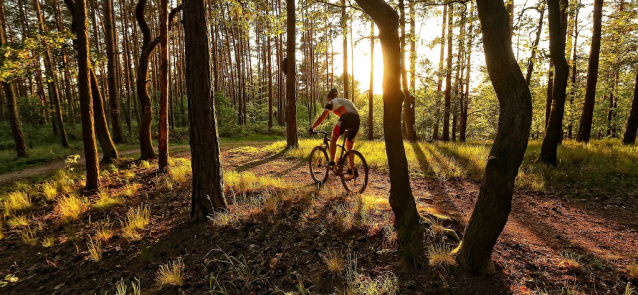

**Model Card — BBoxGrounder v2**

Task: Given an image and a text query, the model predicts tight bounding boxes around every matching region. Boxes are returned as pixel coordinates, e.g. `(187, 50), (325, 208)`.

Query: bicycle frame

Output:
(317, 130), (350, 175)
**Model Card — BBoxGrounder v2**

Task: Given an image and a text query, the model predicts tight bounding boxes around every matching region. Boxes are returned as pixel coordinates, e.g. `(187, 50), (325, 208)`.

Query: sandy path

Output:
(0, 141), (272, 186)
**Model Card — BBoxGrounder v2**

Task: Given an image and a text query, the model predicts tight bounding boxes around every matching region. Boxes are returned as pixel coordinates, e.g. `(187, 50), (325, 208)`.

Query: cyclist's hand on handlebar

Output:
(308, 127), (314, 134)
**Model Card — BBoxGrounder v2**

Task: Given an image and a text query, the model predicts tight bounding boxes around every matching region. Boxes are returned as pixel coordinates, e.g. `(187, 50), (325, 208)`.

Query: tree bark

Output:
(35, 0), (69, 148)
(525, 3), (545, 85)
(455, 0), (533, 275)
(368, 20), (374, 140)
(341, 0), (348, 100)
(285, 0), (298, 148)
(90, 69), (119, 162)
(0, 0), (28, 158)
(135, 0), (159, 160)
(354, 0), (422, 261)
(623, 70), (638, 144)
(442, 4), (454, 142)
(540, 0), (570, 165)
(434, 5), (447, 141)
(575, 0), (602, 142)
(158, 0), (169, 172)
(184, 0), (227, 223)
(65, 0), (100, 189)
(102, 0), (123, 143)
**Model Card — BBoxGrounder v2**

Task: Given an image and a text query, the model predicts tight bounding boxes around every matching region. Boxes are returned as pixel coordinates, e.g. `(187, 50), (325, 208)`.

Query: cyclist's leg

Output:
(330, 122), (342, 163)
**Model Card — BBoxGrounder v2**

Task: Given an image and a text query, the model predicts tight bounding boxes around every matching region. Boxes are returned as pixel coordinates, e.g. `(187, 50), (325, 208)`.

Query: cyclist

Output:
(309, 88), (360, 177)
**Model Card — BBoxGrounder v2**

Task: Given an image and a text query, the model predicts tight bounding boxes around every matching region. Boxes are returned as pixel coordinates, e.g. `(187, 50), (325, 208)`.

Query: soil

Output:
(0, 144), (636, 294)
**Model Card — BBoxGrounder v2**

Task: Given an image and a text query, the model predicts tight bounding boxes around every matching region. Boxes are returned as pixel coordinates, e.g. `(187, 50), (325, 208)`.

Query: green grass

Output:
(262, 138), (638, 198)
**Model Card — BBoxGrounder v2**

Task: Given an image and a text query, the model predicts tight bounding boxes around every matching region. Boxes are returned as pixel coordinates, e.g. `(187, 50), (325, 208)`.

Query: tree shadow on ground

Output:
(235, 149), (287, 172)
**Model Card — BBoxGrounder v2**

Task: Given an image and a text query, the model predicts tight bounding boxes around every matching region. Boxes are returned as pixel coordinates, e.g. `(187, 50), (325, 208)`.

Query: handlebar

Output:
(309, 131), (331, 136)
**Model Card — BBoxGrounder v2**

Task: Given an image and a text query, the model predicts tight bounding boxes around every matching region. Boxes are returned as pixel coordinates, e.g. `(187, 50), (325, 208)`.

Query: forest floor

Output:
(0, 140), (636, 294)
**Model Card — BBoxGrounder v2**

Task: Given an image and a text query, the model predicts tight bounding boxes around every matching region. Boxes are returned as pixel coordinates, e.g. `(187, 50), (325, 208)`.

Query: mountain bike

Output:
(308, 130), (369, 194)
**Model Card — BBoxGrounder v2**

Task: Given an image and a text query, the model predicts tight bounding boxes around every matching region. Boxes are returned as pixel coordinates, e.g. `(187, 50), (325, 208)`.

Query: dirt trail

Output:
(0, 141), (272, 187)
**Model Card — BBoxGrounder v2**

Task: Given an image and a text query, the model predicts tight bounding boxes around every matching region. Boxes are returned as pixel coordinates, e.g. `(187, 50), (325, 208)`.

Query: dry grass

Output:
(157, 257), (184, 286)
(427, 243), (455, 268)
(96, 218), (113, 241)
(19, 226), (37, 246)
(224, 171), (287, 193)
(119, 183), (140, 198)
(7, 215), (29, 227)
(41, 236), (55, 247)
(55, 195), (87, 222)
(87, 237), (102, 262)
(139, 160), (151, 169)
(40, 182), (58, 201)
(322, 250), (345, 275)
(3, 191), (32, 216)
(122, 205), (150, 240)
(93, 190), (123, 210)
(559, 251), (580, 270)
(628, 262), (638, 279)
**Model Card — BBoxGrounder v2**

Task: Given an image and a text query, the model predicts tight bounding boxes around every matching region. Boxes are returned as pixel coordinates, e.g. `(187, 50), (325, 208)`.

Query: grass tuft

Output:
(41, 236), (55, 247)
(3, 191), (32, 216)
(122, 205), (150, 240)
(40, 182), (58, 201)
(93, 190), (123, 210)
(559, 251), (580, 270)
(55, 195), (87, 222)
(19, 226), (38, 246)
(87, 237), (102, 262)
(140, 160), (151, 169)
(427, 243), (455, 268)
(96, 218), (113, 241)
(119, 183), (140, 198)
(7, 215), (29, 227)
(322, 249), (345, 275)
(157, 257), (184, 286)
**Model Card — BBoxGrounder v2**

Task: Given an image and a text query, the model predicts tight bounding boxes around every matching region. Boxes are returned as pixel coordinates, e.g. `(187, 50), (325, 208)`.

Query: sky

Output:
(324, 1), (598, 95)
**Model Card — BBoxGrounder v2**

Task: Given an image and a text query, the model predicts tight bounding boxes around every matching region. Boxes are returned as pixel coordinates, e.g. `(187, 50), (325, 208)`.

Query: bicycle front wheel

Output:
(339, 150), (369, 194)
(309, 146), (330, 184)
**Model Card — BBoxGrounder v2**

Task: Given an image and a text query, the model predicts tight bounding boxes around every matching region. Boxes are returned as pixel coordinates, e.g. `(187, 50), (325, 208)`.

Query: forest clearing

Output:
(0, 140), (637, 294)
(1, 0), (638, 292)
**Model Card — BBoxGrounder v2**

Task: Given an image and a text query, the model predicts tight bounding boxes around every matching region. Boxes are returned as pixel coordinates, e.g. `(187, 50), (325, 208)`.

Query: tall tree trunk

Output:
(525, 3), (545, 85)
(545, 62), (554, 130)
(35, 0), (69, 148)
(103, 0), (123, 142)
(399, 0), (415, 141)
(65, 0), (100, 189)
(184, 0), (227, 223)
(622, 70), (638, 144)
(442, 4), (454, 142)
(434, 5), (447, 141)
(0, 0), (28, 158)
(285, 0), (298, 148)
(341, 0), (348, 100)
(158, 0), (169, 172)
(135, 0), (158, 160)
(540, 0), (570, 165)
(576, 0), (602, 142)
(90, 69), (119, 162)
(354, 0), (422, 261)
(455, 0), (533, 275)
(460, 3), (474, 142)
(368, 20), (374, 140)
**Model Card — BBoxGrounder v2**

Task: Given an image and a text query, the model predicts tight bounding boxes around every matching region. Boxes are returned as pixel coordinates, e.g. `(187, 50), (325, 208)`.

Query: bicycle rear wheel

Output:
(339, 150), (368, 194)
(309, 146), (330, 184)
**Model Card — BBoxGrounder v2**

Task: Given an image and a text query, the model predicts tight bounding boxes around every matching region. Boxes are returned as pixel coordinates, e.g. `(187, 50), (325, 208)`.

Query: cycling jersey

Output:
(324, 98), (359, 117)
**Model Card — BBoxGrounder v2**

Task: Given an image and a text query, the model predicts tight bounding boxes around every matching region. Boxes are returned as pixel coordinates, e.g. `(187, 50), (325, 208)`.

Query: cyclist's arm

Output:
(311, 110), (330, 130)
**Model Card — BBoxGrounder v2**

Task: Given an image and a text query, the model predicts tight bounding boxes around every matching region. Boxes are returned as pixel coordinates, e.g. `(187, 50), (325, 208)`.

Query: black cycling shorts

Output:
(333, 114), (360, 142)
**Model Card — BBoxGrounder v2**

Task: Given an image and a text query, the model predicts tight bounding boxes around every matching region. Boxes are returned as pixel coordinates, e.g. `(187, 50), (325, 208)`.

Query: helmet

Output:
(328, 88), (339, 98)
